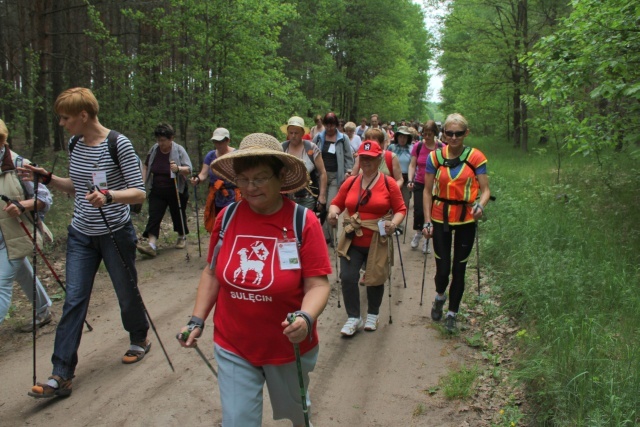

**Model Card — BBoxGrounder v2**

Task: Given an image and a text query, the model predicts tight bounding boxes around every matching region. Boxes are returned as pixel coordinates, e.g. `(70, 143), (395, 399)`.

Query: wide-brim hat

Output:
(279, 116), (310, 135)
(396, 125), (412, 135)
(210, 133), (309, 193)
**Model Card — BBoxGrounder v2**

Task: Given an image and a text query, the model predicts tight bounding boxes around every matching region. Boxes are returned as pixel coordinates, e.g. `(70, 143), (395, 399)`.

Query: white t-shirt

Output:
(348, 134), (362, 153)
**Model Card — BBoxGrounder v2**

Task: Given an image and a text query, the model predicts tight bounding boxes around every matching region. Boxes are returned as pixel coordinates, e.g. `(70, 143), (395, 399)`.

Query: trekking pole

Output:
(419, 224), (432, 306)
(31, 173), (40, 386)
(177, 331), (217, 378)
(172, 171), (190, 262)
(85, 181), (175, 372)
(192, 178), (202, 258)
(403, 191), (411, 244)
(387, 236), (393, 325)
(475, 221), (481, 296)
(332, 226), (341, 308)
(395, 231), (407, 289)
(286, 313), (311, 427)
(1, 196), (94, 331)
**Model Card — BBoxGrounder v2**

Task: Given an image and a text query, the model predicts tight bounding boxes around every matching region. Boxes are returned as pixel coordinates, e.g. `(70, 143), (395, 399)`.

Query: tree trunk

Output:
(32, 0), (51, 158)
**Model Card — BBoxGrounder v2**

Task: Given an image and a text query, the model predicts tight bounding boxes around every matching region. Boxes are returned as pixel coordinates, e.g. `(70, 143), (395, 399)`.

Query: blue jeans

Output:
(0, 245), (52, 324)
(51, 221), (148, 379)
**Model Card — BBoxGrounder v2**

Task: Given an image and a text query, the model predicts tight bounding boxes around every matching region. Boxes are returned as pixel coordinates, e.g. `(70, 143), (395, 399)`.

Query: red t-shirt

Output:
(206, 197), (331, 366)
(332, 173), (407, 247)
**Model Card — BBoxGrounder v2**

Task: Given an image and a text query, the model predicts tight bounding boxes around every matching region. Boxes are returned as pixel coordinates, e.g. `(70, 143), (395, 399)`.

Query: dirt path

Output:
(0, 214), (485, 426)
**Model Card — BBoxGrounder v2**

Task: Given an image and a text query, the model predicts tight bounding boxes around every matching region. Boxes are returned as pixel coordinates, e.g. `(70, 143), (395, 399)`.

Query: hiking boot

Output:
(20, 309), (53, 333)
(444, 314), (457, 333)
(175, 237), (186, 249)
(431, 295), (447, 321)
(422, 239), (431, 254)
(28, 375), (72, 399)
(410, 233), (421, 249)
(364, 314), (379, 331)
(137, 242), (157, 257)
(340, 317), (364, 336)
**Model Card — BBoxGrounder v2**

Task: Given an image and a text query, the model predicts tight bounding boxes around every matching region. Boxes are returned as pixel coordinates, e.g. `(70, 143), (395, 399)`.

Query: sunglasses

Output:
(359, 189), (372, 206)
(444, 130), (466, 138)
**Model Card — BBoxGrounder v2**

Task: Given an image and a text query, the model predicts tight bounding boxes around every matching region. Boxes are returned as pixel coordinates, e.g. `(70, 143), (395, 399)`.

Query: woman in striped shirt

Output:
(21, 87), (150, 399)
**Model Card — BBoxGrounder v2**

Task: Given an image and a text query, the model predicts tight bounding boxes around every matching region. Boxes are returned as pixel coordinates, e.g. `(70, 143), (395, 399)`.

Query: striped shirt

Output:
(68, 133), (145, 236)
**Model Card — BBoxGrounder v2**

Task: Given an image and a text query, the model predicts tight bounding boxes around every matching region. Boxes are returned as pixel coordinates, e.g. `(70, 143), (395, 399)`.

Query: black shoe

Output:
(431, 296), (446, 321)
(444, 314), (457, 333)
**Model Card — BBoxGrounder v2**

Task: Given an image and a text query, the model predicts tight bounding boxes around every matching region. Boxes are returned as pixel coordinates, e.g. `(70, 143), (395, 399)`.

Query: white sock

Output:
(436, 294), (446, 301)
(446, 311), (456, 318)
(46, 378), (59, 389)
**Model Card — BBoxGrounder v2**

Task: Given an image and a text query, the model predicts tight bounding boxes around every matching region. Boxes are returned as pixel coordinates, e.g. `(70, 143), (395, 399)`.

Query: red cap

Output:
(357, 140), (383, 157)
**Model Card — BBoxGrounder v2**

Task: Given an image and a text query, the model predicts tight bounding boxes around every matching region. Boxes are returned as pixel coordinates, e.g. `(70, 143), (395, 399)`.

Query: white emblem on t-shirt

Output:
(224, 236), (276, 291)
(234, 248), (266, 284)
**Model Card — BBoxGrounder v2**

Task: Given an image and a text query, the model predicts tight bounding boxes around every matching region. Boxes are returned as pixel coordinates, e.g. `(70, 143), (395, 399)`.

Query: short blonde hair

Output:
(364, 128), (385, 146)
(344, 121), (357, 132)
(54, 87), (100, 118)
(443, 113), (468, 131)
(0, 119), (8, 146)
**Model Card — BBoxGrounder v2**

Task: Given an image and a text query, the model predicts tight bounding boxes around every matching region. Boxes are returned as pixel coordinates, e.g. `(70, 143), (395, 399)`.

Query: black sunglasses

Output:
(359, 189), (372, 206)
(444, 130), (466, 138)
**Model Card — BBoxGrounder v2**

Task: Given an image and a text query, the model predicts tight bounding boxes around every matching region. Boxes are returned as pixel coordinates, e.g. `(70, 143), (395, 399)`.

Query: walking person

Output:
(344, 121), (362, 154)
(281, 116), (328, 211)
(422, 113), (491, 332)
(137, 123), (193, 257)
(0, 119), (53, 332)
(389, 126), (414, 217)
(356, 117), (368, 139)
(312, 112), (354, 243)
(328, 141), (406, 336)
(191, 127), (239, 234)
(21, 87), (149, 398)
(178, 133), (331, 427)
(351, 128), (403, 189)
(407, 120), (443, 254)
(309, 114), (324, 140)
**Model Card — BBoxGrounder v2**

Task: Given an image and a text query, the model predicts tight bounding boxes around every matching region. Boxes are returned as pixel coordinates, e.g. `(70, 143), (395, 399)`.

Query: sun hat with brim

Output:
(210, 133), (309, 193)
(358, 140), (383, 157)
(396, 126), (412, 135)
(279, 116), (310, 135)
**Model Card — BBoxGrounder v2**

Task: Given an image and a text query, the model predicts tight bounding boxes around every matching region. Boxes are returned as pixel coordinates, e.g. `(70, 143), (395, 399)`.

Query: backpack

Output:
(210, 200), (309, 269)
(69, 130), (144, 214)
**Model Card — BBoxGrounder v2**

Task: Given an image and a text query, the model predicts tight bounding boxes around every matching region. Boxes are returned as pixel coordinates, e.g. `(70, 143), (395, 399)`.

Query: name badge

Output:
(328, 143), (336, 154)
(92, 171), (108, 189)
(277, 240), (301, 270)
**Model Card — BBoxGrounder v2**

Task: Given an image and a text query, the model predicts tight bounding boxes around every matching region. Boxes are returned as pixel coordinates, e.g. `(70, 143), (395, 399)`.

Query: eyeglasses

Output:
(235, 174), (274, 188)
(444, 130), (466, 138)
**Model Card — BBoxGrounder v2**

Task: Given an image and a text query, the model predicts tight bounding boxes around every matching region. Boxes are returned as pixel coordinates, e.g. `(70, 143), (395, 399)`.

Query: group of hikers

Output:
(0, 86), (490, 427)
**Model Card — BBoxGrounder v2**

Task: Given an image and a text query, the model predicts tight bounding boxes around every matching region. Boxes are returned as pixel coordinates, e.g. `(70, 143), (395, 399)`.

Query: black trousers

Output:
(143, 186), (189, 238)
(432, 221), (476, 313)
(412, 182), (425, 231)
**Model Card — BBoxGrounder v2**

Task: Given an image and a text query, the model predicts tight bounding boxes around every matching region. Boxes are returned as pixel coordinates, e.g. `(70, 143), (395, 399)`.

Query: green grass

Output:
(473, 136), (640, 425)
(440, 364), (479, 400)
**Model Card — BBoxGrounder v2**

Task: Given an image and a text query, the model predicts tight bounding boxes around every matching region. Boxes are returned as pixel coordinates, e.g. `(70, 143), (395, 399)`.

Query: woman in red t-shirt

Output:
(178, 133), (331, 427)
(328, 141), (406, 336)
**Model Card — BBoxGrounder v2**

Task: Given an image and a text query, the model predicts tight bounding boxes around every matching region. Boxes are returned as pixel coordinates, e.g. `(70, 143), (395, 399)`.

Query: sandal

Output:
(28, 375), (73, 399)
(122, 340), (151, 364)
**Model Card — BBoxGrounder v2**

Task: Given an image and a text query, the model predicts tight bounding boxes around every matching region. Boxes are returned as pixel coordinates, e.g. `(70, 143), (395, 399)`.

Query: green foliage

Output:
(525, 0), (640, 156)
(479, 137), (640, 425)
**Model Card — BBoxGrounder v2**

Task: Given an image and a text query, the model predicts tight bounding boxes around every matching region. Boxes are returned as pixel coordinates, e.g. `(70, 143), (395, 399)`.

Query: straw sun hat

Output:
(210, 133), (309, 193)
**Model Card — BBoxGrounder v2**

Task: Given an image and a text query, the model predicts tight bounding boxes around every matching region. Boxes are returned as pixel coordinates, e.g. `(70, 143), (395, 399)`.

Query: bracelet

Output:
(41, 171), (53, 185)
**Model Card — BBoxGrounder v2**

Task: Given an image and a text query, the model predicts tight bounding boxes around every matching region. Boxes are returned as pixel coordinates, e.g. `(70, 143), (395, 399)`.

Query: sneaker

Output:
(422, 239), (431, 254)
(431, 295), (447, 321)
(444, 314), (457, 333)
(175, 237), (186, 249)
(340, 317), (364, 336)
(364, 314), (379, 331)
(411, 233), (421, 249)
(20, 309), (53, 333)
(28, 375), (72, 399)
(137, 242), (157, 257)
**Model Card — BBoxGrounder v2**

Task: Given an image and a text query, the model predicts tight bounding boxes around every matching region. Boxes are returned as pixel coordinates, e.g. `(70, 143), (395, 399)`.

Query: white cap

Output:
(210, 128), (230, 141)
